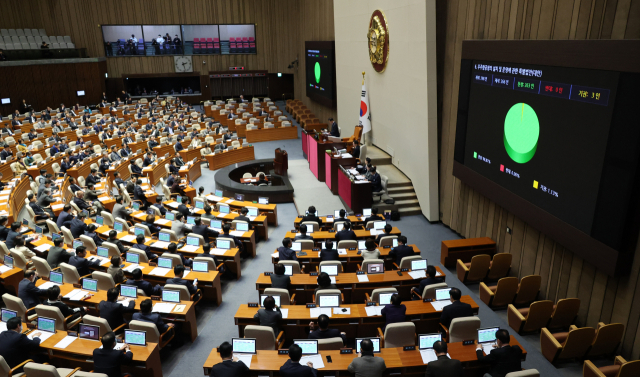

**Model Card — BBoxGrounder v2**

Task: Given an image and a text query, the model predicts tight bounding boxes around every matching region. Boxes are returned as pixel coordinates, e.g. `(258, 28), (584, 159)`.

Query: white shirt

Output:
(131, 37), (138, 44)
(156, 37), (164, 45)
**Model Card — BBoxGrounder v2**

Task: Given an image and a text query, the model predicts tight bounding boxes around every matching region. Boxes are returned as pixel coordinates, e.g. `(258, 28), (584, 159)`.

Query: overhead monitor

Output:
(305, 41), (336, 107)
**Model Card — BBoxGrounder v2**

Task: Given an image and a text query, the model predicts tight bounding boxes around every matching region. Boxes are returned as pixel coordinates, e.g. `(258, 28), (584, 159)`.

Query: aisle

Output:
(288, 159), (346, 215)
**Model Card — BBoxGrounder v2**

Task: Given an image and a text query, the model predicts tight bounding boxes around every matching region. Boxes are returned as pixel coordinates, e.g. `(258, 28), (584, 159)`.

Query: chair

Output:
(25, 206), (47, 228)
(79, 234), (97, 251)
(378, 322), (415, 348)
(129, 320), (174, 349)
(10, 251), (32, 270)
(101, 212), (115, 227)
(60, 227), (75, 246)
(508, 300), (554, 334)
(22, 363), (81, 377)
(318, 337), (344, 350)
(31, 257), (52, 278)
(127, 249), (149, 263)
(243, 325), (284, 350)
(377, 236), (397, 248)
(360, 259), (384, 272)
(296, 239), (314, 250)
(541, 325), (595, 363)
(486, 253), (513, 281)
(135, 224), (152, 238)
(300, 221), (319, 232)
(35, 305), (82, 331)
(0, 354), (29, 377)
(583, 356), (640, 377)
(397, 255), (423, 270)
(512, 275), (541, 307)
(412, 282), (448, 300)
(83, 314), (125, 336)
(365, 288), (398, 304)
(164, 284), (201, 304)
(160, 253), (183, 268)
(59, 263), (84, 284)
(336, 240), (356, 249)
(92, 271), (116, 290)
(2, 294), (37, 322)
(586, 322), (624, 358)
(372, 175), (388, 202)
(315, 289), (342, 305)
(480, 277), (519, 308)
(442, 316), (482, 343)
(456, 254), (491, 283)
(505, 370), (540, 377)
(263, 288), (296, 305)
(278, 260), (301, 274)
(319, 260), (343, 273)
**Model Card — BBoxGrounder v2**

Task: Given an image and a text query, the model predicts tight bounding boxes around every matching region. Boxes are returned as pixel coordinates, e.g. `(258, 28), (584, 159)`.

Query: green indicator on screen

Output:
(314, 62), (321, 84)
(504, 103), (539, 164)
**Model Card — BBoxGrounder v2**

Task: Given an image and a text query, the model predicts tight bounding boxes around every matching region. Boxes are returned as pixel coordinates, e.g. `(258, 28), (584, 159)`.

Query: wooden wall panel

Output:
(438, 0), (640, 360)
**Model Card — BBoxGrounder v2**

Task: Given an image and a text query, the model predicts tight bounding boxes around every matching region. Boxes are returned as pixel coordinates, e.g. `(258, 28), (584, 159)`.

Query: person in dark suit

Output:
(0, 317), (43, 369)
(93, 331), (133, 377)
(335, 221), (357, 242)
(352, 140), (361, 159)
(4, 222), (21, 250)
(308, 314), (346, 344)
(277, 238), (297, 261)
(84, 223), (103, 247)
(132, 299), (175, 338)
(440, 287), (474, 329)
(191, 217), (219, 240)
(334, 209), (351, 227)
(196, 243), (221, 269)
(270, 263), (290, 290)
(300, 206), (322, 228)
(374, 224), (393, 245)
(69, 211), (88, 238)
(364, 207), (384, 225)
(380, 293), (406, 329)
(368, 166), (382, 192)
(152, 197), (167, 216)
(130, 234), (156, 262)
(328, 118), (339, 137)
(69, 246), (101, 276)
(134, 179), (150, 208)
(18, 270), (48, 311)
(294, 224), (313, 241)
(476, 329), (522, 377)
(142, 214), (161, 236)
(0, 216), (10, 241)
(388, 236), (416, 265)
(74, 191), (96, 215)
(426, 341), (463, 377)
(166, 265), (198, 296)
(209, 341), (250, 377)
(45, 285), (85, 321)
(99, 287), (135, 331)
(130, 160), (143, 177)
(125, 268), (161, 297)
(235, 208), (251, 223)
(280, 344), (317, 377)
(143, 152), (154, 167)
(411, 265), (443, 298)
(319, 240), (340, 261)
(314, 272), (337, 295)
(46, 237), (74, 269)
(177, 196), (192, 218)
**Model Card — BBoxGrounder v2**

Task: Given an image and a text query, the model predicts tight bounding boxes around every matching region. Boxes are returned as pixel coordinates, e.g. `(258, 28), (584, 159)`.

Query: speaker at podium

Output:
(274, 148), (288, 176)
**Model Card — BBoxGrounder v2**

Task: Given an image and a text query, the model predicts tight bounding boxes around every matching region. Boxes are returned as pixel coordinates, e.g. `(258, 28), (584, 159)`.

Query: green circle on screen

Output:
(314, 62), (321, 84)
(504, 103), (539, 164)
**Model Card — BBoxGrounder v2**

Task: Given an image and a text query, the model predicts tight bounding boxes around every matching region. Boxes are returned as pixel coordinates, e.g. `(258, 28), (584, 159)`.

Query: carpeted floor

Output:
(287, 159), (345, 216)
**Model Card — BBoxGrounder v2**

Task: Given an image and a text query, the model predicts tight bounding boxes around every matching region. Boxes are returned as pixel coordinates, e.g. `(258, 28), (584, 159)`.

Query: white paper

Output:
(63, 289), (82, 299)
(151, 241), (170, 249)
(280, 308), (289, 319)
(119, 299), (132, 307)
(337, 249), (347, 255)
(482, 344), (496, 355)
(166, 202), (179, 208)
(120, 235), (136, 242)
(54, 336), (78, 349)
(149, 267), (171, 276)
(330, 277), (336, 284)
(309, 308), (332, 318)
(357, 274), (369, 282)
(180, 245), (200, 253)
(35, 244), (52, 252)
(340, 153), (353, 158)
(155, 219), (170, 225)
(234, 354), (253, 368)
(207, 195), (223, 202)
(248, 216), (257, 221)
(436, 271), (443, 277)
(134, 213), (147, 218)
(300, 355), (325, 369)
(100, 343), (125, 350)
(271, 252), (279, 258)
(325, 217), (334, 223)
(420, 350), (452, 364)
(98, 197), (111, 202)
(38, 281), (60, 290)
(364, 306), (384, 316)
(0, 265), (12, 274)
(430, 301), (452, 311)
(333, 307), (350, 315)
(224, 199), (235, 204)
(152, 302), (176, 313)
(369, 229), (380, 236)
(408, 270), (427, 279)
(216, 213), (228, 218)
(182, 270), (190, 279)
(51, 203), (65, 210)
(122, 264), (140, 272)
(102, 230), (112, 236)
(230, 230), (245, 237)
(0, 322), (6, 332)
(210, 248), (227, 256)
(28, 331), (55, 342)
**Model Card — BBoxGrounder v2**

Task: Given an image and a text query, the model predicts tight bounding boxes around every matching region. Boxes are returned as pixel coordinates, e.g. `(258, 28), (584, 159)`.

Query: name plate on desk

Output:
(72, 283), (81, 288)
(356, 271), (365, 275)
(462, 340), (475, 346)
(329, 229), (335, 233)
(340, 349), (354, 354)
(348, 247), (356, 251)
(423, 298), (433, 302)
(403, 346), (416, 351)
(401, 268), (409, 272)
(290, 230), (298, 233)
(278, 350), (289, 355)
(366, 302), (377, 306)
(149, 262), (157, 267)
(306, 304), (317, 308)
(263, 272), (273, 276)
(383, 245), (391, 249)
(312, 248), (320, 251)
(248, 303), (259, 308)
(309, 272), (318, 276)
(151, 296), (161, 301)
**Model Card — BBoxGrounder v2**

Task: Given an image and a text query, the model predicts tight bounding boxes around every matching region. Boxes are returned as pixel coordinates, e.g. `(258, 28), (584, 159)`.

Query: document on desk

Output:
(364, 306), (384, 317)
(98, 196), (111, 202)
(54, 336), (78, 349)
(123, 264), (140, 273)
(482, 344), (496, 355)
(309, 308), (332, 318)
(118, 299), (132, 307)
(152, 303), (176, 313)
(0, 322), (6, 332)
(134, 212), (147, 219)
(357, 274), (369, 282)
(280, 309), (289, 319)
(340, 153), (353, 158)
(166, 202), (179, 208)
(369, 229), (380, 236)
(325, 217), (334, 223)
(35, 243), (52, 252)
(355, 180), (369, 184)
(420, 349), (450, 364)
(120, 235), (137, 242)
(210, 248), (226, 256)
(151, 241), (169, 249)
(28, 331), (55, 342)
(248, 216), (257, 221)
(0, 265), (12, 274)
(271, 252), (279, 258)
(230, 230), (245, 237)
(333, 307), (350, 315)
(51, 203), (65, 210)
(182, 270), (190, 279)
(38, 281), (60, 290)
(330, 277), (336, 284)
(180, 245), (200, 253)
(63, 289), (83, 300)
(337, 249), (347, 255)
(408, 270), (426, 279)
(234, 354), (253, 368)
(149, 267), (171, 276)
(216, 213), (228, 218)
(225, 199), (235, 204)
(300, 355), (325, 369)
(174, 305), (186, 313)
(436, 271), (443, 276)
(207, 195), (223, 202)
(430, 301), (452, 311)
(155, 218), (170, 225)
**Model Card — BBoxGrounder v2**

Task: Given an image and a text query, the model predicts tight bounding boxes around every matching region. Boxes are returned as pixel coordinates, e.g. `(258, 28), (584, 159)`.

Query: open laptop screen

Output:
(356, 337), (380, 353)
(79, 324), (100, 340)
(478, 327), (500, 344)
(260, 295), (281, 307)
(232, 338), (256, 354)
(318, 295), (340, 308)
(319, 265), (338, 276)
(294, 339), (318, 355)
(419, 333), (442, 350)
(162, 289), (181, 303)
(124, 329), (146, 346)
(366, 263), (384, 274)
(411, 259), (427, 271)
(435, 288), (451, 301)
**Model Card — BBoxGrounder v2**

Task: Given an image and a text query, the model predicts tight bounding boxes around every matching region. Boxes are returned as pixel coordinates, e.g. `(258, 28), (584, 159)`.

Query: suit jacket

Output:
(277, 246), (297, 261)
(69, 255), (100, 276)
(0, 330), (41, 368)
(348, 355), (386, 377)
(209, 359), (250, 377)
(369, 173), (382, 192)
(124, 279), (157, 297)
(177, 204), (191, 218)
(73, 197), (91, 212)
(440, 300), (474, 328)
(132, 311), (168, 333)
(99, 300), (135, 330)
(280, 359), (317, 377)
(191, 224), (219, 239)
(165, 277), (197, 295)
(172, 221), (190, 238)
(46, 246), (74, 269)
(0, 225), (9, 241)
(253, 307), (282, 337)
(294, 234), (313, 241)
(270, 274), (290, 290)
(86, 174), (98, 186)
(134, 185), (148, 204)
(18, 278), (47, 309)
(380, 304), (406, 326)
(319, 249), (340, 261)
(329, 122), (340, 137)
(364, 214), (384, 224)
(69, 217), (88, 238)
(335, 230), (357, 242)
(152, 203), (167, 216)
(45, 300), (78, 317)
(425, 355), (463, 377)
(93, 347), (133, 377)
(475, 345), (523, 377)
(113, 203), (130, 220)
(388, 245), (416, 265)
(29, 201), (47, 216)
(5, 230), (20, 249)
(300, 215), (322, 228)
(309, 328), (345, 343)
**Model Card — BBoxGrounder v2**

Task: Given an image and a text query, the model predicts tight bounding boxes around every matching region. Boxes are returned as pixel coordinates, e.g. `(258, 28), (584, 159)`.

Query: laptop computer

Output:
(97, 246), (109, 258)
(232, 338), (256, 355)
(219, 205), (230, 214)
(366, 262), (384, 274)
(334, 210), (342, 218)
(305, 210), (317, 217)
(35, 225), (44, 235)
(318, 294), (340, 308)
(236, 222), (249, 232)
(157, 257), (172, 269)
(293, 339), (318, 355)
(217, 239), (230, 249)
(162, 289), (181, 303)
(283, 265), (293, 276)
(3, 256), (13, 269)
(373, 221), (386, 230)
(176, 196), (182, 204)
(362, 208), (372, 217)
(82, 278), (98, 292)
(260, 295), (281, 307)
(134, 227), (145, 236)
(478, 327), (500, 345)
(73, 240), (84, 249)
(335, 223), (344, 232)
(126, 252), (139, 264)
(392, 238), (398, 247)
(49, 271), (63, 285)
(158, 231), (171, 242)
(247, 208), (258, 217)
(435, 288), (451, 301)
(96, 215), (104, 225)
(78, 324), (100, 341)
(419, 333), (443, 350)
(411, 259), (428, 271)
(120, 284), (138, 299)
(114, 222), (124, 232)
(195, 201), (204, 209)
(124, 329), (146, 346)
(51, 233), (62, 242)
(165, 212), (175, 221)
(132, 202), (140, 211)
(291, 242), (302, 252)
(186, 216), (196, 225)
(258, 197), (268, 205)
(210, 220), (222, 230)
(215, 189), (223, 197)
(319, 265), (338, 276)
(235, 194), (244, 201)
(1, 309), (17, 323)
(186, 236), (200, 246)
(192, 261), (209, 272)
(356, 337), (381, 353)
(379, 293), (394, 306)
(38, 317), (56, 334)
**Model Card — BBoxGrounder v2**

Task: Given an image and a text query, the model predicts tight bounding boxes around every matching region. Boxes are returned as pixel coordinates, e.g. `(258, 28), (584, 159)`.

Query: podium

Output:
(274, 148), (288, 176)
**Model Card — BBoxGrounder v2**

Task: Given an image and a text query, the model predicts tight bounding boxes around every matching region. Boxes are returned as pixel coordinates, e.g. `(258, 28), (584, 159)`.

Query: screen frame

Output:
(304, 41), (336, 107)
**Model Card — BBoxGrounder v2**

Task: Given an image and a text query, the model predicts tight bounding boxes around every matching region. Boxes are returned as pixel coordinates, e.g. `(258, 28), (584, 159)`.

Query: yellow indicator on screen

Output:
(533, 180), (539, 189)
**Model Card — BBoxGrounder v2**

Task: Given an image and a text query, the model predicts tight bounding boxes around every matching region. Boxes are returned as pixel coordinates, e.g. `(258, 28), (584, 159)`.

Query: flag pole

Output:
(362, 71), (368, 146)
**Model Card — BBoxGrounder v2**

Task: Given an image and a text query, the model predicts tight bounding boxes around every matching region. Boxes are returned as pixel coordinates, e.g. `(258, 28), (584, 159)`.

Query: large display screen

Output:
(305, 41), (335, 107)
(464, 61), (618, 234)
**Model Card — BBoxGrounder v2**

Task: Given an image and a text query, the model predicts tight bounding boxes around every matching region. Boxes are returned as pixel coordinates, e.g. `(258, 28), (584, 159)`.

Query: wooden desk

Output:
(245, 126), (297, 143)
(234, 296), (477, 339)
(152, 144), (176, 160)
(255, 267), (445, 304)
(338, 167), (372, 215)
(204, 193), (278, 226)
(179, 145), (206, 162)
(205, 146), (255, 171)
(142, 156), (171, 186)
(179, 160), (202, 184)
(27, 155), (64, 180)
(307, 136), (346, 182)
(0, 266), (24, 295)
(106, 152), (145, 182)
(37, 330), (162, 377)
(66, 155), (101, 179)
(203, 336), (525, 376)
(294, 215), (364, 228)
(283, 227), (401, 241)
(325, 152), (357, 195)
(440, 237), (497, 268)
(5, 177), (29, 225)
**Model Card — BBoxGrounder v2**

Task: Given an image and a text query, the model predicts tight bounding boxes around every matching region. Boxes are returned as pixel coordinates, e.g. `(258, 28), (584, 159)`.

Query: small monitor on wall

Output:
(1, 98), (10, 105)
(77, 90), (85, 96)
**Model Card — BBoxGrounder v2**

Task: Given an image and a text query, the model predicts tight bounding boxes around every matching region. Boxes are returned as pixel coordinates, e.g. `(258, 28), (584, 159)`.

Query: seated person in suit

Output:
(106, 230), (128, 255)
(152, 196), (167, 216)
(425, 341), (463, 377)
(12, 237), (35, 261)
(18, 270), (48, 312)
(132, 299), (175, 339)
(196, 243), (221, 270)
(314, 272), (336, 295)
(46, 237), (74, 269)
(130, 234), (156, 262)
(277, 237), (297, 261)
(171, 213), (191, 239)
(220, 223), (244, 253)
(192, 217), (219, 239)
(69, 246), (101, 276)
(201, 204), (215, 220)
(335, 221), (357, 242)
(86, 169), (99, 186)
(125, 268), (162, 297)
(309, 314), (346, 344)
(411, 265), (443, 298)
(328, 118), (339, 137)
(380, 293), (406, 329)
(0, 216), (8, 241)
(300, 206), (322, 229)
(69, 211), (89, 238)
(294, 224), (313, 241)
(166, 242), (193, 268)
(270, 263), (290, 290)
(440, 287), (474, 329)
(84, 223), (104, 246)
(74, 191), (98, 216)
(165, 264), (198, 296)
(348, 338), (387, 377)
(475, 329), (522, 377)
(0, 317), (45, 369)
(368, 166), (382, 193)
(253, 296), (282, 336)
(130, 160), (143, 177)
(364, 207), (384, 225)
(177, 196), (193, 218)
(352, 140), (361, 159)
(143, 152), (154, 167)
(319, 240), (340, 261)
(375, 224), (393, 245)
(68, 177), (83, 193)
(334, 209), (350, 227)
(388, 236), (416, 265)
(361, 238), (381, 260)
(142, 214), (161, 236)
(134, 179), (150, 209)
(280, 343), (317, 377)
(44, 285), (85, 322)
(235, 208), (251, 223)
(107, 256), (125, 284)
(93, 331), (133, 377)
(209, 341), (250, 377)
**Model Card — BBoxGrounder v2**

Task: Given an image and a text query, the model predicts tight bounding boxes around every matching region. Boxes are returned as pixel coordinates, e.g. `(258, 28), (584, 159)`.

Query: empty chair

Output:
(508, 300), (554, 334)
(413, 282), (448, 301)
(278, 260), (301, 274)
(16, 29), (24, 37)
(23, 363), (80, 377)
(79, 234), (97, 251)
(59, 263), (83, 284)
(263, 288), (296, 305)
(586, 322), (625, 358)
(83, 314), (124, 336)
(31, 256), (52, 278)
(365, 287), (398, 304)
(35, 304), (82, 331)
(583, 356), (640, 377)
(2, 294), (37, 322)
(541, 325), (595, 364)
(51, 42), (60, 49)
(63, 36), (72, 43)
(92, 271), (116, 290)
(444, 316), (482, 343)
(336, 240), (356, 249)
(244, 325), (284, 350)
(512, 275), (541, 307)
(397, 255), (423, 270)
(32, 28), (39, 36)
(456, 254), (491, 283)
(56, 36), (65, 43)
(486, 253), (513, 281)
(318, 337), (344, 350)
(505, 370), (540, 377)
(314, 289), (342, 306)
(66, 42), (75, 49)
(296, 239), (314, 250)
(378, 322), (415, 348)
(129, 320), (173, 349)
(479, 276), (519, 308)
